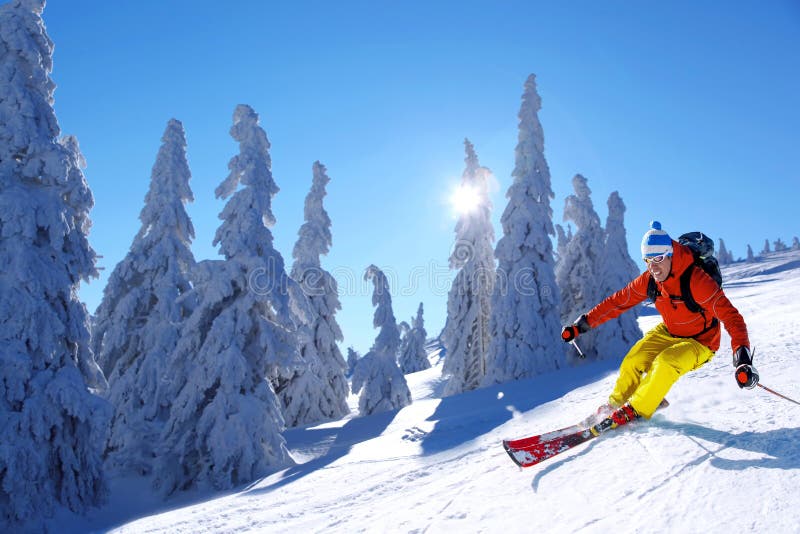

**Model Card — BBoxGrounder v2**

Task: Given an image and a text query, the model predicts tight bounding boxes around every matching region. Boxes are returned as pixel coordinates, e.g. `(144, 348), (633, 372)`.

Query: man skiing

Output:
(561, 221), (758, 429)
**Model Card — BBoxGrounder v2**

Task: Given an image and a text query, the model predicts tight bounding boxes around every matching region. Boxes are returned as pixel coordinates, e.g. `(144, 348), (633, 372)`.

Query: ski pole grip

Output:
(561, 325), (578, 342)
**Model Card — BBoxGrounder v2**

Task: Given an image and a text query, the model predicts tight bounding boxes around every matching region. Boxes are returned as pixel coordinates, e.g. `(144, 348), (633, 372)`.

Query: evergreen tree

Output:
(555, 223), (572, 264)
(443, 140), (495, 393)
(487, 74), (565, 380)
(746, 244), (755, 262)
(718, 238), (731, 266)
(0, 1), (109, 527)
(93, 119), (195, 476)
(792, 237), (800, 251)
(399, 303), (430, 374)
(773, 238), (788, 252)
(61, 136), (108, 391)
(346, 347), (360, 377)
(761, 239), (771, 255)
(398, 320), (411, 364)
(351, 266), (411, 415)
(556, 174), (605, 361)
(283, 161), (349, 426)
(593, 191), (642, 360)
(155, 105), (295, 494)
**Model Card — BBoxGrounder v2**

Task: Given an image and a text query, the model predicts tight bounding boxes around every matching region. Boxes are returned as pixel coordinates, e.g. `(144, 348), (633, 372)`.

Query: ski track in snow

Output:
(52, 250), (800, 533)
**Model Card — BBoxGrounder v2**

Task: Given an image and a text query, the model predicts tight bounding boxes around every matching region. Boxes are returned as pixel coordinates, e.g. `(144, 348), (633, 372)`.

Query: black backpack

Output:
(646, 231), (723, 314)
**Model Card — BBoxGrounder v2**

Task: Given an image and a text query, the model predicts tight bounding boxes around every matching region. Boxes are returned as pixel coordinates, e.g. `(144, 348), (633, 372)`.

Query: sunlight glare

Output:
(449, 184), (481, 216)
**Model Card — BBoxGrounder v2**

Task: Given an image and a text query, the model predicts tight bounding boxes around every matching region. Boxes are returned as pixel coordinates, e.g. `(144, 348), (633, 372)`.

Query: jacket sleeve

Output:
(690, 269), (750, 354)
(586, 272), (650, 329)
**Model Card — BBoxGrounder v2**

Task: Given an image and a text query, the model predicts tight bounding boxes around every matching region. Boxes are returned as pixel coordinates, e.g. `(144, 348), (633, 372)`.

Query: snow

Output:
(49, 249), (800, 532)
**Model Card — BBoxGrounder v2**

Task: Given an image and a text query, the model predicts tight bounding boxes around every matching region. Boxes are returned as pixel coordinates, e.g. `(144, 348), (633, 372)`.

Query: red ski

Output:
(503, 400), (668, 468)
(502, 421), (585, 451)
(503, 426), (600, 468)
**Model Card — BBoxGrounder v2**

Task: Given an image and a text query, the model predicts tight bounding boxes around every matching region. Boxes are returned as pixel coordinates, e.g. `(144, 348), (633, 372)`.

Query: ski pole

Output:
(571, 340), (586, 359)
(757, 383), (800, 406)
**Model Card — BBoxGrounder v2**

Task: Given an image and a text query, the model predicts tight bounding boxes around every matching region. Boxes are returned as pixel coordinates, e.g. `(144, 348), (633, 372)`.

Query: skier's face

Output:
(647, 254), (672, 282)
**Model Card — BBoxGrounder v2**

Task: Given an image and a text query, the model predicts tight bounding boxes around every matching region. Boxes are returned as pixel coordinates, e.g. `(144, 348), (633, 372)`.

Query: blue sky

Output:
(43, 1), (799, 354)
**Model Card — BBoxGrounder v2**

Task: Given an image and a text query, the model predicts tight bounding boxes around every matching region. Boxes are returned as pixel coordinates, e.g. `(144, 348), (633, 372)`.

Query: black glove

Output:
(561, 314), (590, 343)
(733, 346), (752, 367)
(733, 347), (759, 389)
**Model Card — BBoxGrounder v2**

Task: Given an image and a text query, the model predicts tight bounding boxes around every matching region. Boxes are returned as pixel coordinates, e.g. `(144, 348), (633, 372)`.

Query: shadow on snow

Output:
(419, 357), (622, 455)
(656, 420), (800, 471)
(242, 409), (399, 496)
(528, 420), (800, 494)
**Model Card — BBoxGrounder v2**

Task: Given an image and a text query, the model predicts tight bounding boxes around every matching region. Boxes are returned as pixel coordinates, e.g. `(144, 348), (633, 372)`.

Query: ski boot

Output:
(591, 403), (639, 435)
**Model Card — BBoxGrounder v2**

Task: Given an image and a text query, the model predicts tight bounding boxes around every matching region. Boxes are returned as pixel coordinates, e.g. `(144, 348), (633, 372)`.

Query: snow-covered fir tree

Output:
(92, 119), (195, 476)
(0, 1), (109, 527)
(555, 223), (572, 264)
(60, 135), (108, 391)
(718, 238), (732, 266)
(155, 105), (295, 494)
(399, 303), (430, 374)
(592, 191), (642, 360)
(346, 347), (360, 377)
(486, 74), (565, 381)
(556, 174), (606, 361)
(351, 266), (411, 415)
(793, 237), (800, 251)
(746, 244), (755, 262)
(761, 239), (771, 255)
(282, 161), (349, 427)
(442, 139), (495, 394)
(773, 238), (788, 252)
(398, 320), (411, 358)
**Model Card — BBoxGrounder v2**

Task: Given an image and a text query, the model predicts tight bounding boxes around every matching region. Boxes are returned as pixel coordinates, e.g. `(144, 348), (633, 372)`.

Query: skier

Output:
(561, 221), (758, 429)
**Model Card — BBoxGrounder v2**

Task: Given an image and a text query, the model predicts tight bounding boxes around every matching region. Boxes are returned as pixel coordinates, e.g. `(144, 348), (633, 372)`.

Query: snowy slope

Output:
(56, 250), (800, 533)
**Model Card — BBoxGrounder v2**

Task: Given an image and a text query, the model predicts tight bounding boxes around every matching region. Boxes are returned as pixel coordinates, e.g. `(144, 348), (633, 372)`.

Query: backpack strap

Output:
(646, 274), (659, 301)
(679, 264), (701, 313)
(678, 263), (719, 337)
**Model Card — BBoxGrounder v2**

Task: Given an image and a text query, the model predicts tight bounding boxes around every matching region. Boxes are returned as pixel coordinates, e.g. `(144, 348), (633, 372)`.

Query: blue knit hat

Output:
(641, 221), (673, 259)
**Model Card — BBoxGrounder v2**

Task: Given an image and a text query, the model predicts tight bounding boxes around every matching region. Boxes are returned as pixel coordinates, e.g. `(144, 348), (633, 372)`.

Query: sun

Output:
(449, 184), (481, 216)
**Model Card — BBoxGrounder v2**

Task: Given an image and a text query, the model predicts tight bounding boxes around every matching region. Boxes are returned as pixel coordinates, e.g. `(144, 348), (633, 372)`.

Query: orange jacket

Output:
(586, 241), (749, 354)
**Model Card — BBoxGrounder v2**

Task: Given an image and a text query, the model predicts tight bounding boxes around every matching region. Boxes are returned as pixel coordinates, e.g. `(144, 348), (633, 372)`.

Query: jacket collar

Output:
(658, 240), (693, 286)
(670, 240), (694, 276)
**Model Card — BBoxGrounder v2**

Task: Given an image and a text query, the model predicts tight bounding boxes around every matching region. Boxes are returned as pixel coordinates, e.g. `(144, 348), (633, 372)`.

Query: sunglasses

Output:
(644, 254), (670, 264)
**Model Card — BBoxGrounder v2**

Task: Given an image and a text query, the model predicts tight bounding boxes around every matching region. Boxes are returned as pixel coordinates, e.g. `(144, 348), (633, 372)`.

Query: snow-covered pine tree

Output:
(282, 161), (349, 427)
(774, 238), (788, 252)
(60, 135), (107, 391)
(592, 191), (642, 360)
(746, 244), (755, 262)
(718, 238), (732, 266)
(346, 347), (360, 377)
(556, 174), (606, 361)
(486, 74), (565, 381)
(92, 119), (195, 476)
(399, 303), (430, 374)
(155, 105), (295, 494)
(761, 239), (771, 255)
(0, 1), (110, 527)
(398, 320), (411, 358)
(555, 223), (572, 264)
(793, 237), (800, 251)
(351, 266), (411, 415)
(442, 139), (495, 394)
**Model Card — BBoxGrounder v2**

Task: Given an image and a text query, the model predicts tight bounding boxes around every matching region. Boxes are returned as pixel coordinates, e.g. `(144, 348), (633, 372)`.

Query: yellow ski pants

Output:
(609, 323), (715, 418)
